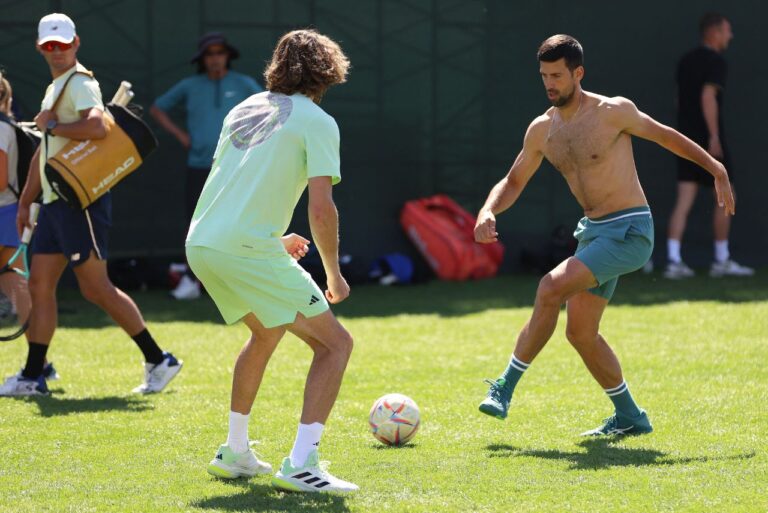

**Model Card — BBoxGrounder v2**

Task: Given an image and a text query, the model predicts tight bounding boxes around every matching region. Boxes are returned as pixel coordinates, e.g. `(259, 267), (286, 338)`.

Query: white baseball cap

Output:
(38, 13), (76, 44)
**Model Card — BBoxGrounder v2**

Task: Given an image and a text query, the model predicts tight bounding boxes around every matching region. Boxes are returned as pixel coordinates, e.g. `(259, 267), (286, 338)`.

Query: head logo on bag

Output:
(91, 156), (135, 195)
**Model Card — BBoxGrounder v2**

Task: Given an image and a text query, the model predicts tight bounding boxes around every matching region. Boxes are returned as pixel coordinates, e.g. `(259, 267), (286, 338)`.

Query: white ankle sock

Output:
(226, 411), (250, 454)
(714, 240), (729, 263)
(667, 239), (681, 263)
(289, 422), (324, 468)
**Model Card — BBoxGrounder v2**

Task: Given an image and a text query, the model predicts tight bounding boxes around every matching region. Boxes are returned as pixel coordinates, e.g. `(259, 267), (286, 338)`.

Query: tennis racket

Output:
(0, 202), (40, 342)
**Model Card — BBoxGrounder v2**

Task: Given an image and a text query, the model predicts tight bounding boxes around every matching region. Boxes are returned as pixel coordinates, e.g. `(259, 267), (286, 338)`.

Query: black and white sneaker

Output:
(132, 352), (183, 394)
(271, 449), (358, 493)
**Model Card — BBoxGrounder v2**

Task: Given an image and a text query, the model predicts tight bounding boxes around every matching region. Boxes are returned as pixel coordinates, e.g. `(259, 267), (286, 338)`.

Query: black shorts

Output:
(676, 137), (733, 186)
(31, 194), (111, 266)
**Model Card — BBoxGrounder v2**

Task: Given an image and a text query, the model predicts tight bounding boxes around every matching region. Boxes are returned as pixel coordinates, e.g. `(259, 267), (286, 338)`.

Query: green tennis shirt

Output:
(186, 92), (341, 257)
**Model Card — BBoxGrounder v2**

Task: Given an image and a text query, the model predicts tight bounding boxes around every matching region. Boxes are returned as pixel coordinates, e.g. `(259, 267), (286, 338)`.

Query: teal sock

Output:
(605, 381), (642, 417)
(499, 355), (530, 394)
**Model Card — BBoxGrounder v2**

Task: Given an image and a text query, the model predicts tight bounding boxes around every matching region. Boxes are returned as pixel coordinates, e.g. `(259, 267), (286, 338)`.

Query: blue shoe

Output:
(0, 373), (50, 396)
(42, 362), (60, 381)
(479, 378), (512, 420)
(581, 410), (653, 436)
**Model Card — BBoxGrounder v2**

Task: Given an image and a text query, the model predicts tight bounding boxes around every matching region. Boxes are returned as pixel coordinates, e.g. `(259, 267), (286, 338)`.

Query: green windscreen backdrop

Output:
(1, 0), (765, 269)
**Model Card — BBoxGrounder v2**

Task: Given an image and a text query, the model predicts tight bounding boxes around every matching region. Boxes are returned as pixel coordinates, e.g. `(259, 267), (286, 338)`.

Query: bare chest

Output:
(543, 112), (621, 174)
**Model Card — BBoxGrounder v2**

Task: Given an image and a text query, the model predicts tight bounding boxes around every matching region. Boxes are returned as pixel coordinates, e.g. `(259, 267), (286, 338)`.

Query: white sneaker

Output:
(0, 373), (49, 396)
(132, 352), (183, 394)
(272, 449), (358, 493)
(710, 259), (755, 277)
(170, 275), (201, 300)
(663, 261), (695, 279)
(207, 443), (272, 479)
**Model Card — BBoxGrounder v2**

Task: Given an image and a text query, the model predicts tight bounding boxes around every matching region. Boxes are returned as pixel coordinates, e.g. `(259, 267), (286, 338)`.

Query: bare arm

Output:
(0, 150), (8, 191)
(474, 119), (546, 243)
(618, 97), (734, 215)
(701, 84), (722, 158)
(35, 107), (106, 141)
(150, 105), (190, 149)
(308, 176), (349, 304)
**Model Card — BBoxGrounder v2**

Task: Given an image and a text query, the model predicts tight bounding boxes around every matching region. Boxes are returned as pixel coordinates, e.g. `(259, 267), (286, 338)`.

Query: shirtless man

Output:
(476, 35), (734, 436)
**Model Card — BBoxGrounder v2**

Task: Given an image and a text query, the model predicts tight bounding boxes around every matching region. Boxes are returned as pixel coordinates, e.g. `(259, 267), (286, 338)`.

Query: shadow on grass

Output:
(191, 481), (349, 512)
(19, 394), (153, 417)
(486, 439), (756, 470)
(51, 270), (768, 328)
(371, 443), (418, 450)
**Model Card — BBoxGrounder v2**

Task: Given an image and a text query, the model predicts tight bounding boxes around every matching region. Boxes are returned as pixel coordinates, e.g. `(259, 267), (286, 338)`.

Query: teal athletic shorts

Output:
(573, 206), (654, 301)
(186, 243), (329, 327)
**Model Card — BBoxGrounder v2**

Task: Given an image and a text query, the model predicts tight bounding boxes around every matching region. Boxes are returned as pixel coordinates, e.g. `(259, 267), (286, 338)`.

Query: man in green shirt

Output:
(186, 29), (357, 493)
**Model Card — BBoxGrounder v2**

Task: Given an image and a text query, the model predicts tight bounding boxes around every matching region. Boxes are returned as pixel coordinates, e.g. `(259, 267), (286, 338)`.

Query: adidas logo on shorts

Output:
(309, 295), (320, 306)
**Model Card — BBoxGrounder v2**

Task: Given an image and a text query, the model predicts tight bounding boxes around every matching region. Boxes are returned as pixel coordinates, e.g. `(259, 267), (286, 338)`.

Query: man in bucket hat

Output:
(151, 32), (262, 300)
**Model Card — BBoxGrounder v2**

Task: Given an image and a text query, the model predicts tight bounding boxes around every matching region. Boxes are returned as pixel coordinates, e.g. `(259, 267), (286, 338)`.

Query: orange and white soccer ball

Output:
(369, 393), (420, 446)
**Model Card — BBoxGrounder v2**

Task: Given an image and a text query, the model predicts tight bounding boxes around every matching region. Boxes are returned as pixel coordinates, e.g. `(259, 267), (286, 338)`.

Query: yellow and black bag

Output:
(44, 71), (158, 209)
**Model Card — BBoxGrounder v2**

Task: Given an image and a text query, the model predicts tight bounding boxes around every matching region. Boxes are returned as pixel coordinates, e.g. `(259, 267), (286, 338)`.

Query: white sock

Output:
(714, 240), (729, 263)
(667, 239), (682, 263)
(289, 422), (324, 468)
(226, 411), (250, 454)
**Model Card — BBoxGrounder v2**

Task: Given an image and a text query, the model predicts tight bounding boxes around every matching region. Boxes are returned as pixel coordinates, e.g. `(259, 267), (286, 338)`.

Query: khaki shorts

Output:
(186, 245), (329, 327)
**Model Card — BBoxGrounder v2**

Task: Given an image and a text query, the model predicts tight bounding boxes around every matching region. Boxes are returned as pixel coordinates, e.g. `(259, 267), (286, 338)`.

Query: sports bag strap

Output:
(49, 69), (94, 114)
(45, 69), (95, 160)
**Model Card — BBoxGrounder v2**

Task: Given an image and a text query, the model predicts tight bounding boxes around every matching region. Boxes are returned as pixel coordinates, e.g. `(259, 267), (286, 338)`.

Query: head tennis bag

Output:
(44, 71), (158, 209)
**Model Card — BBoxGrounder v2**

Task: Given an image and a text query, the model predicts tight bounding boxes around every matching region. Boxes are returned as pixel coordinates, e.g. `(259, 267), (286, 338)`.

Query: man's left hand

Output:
(34, 110), (57, 133)
(281, 233), (311, 260)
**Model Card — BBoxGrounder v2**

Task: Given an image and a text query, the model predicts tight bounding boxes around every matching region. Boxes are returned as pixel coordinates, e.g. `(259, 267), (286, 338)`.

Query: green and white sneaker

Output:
(479, 378), (512, 420)
(581, 410), (653, 436)
(207, 443), (272, 479)
(272, 449), (358, 493)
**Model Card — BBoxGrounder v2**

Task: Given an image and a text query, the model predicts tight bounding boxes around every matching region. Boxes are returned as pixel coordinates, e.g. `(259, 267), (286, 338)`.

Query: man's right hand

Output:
(714, 164), (735, 216)
(325, 272), (350, 304)
(474, 209), (499, 243)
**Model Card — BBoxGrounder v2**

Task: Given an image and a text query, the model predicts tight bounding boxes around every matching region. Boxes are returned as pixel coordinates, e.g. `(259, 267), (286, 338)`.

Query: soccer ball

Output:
(369, 393), (420, 446)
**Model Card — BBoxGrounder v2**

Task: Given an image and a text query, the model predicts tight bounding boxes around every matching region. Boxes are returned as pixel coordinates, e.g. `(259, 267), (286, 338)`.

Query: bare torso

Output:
(537, 92), (648, 218)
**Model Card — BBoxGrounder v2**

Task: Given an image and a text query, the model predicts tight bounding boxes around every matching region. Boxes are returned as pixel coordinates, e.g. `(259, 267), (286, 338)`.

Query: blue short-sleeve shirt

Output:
(154, 70), (262, 168)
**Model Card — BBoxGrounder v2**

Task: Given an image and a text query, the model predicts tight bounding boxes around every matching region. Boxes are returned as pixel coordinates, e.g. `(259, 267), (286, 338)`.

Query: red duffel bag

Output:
(400, 194), (504, 280)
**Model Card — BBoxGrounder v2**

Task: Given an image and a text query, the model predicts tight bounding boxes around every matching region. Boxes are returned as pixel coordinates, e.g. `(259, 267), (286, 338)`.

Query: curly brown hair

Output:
(264, 29), (350, 102)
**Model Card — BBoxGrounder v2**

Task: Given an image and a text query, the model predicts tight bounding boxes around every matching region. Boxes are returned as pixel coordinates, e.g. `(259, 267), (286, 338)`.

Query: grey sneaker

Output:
(663, 261), (695, 279)
(709, 259), (755, 277)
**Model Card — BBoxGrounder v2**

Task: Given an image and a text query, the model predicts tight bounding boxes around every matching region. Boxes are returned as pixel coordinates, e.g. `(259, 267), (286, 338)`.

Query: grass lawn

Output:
(1, 271), (766, 512)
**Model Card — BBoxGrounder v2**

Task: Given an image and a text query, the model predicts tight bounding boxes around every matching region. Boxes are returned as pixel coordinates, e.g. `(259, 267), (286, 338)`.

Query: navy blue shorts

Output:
(31, 194), (111, 267)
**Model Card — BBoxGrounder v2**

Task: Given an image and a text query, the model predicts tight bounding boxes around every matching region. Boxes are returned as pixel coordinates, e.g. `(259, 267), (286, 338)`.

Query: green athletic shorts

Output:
(186, 244), (329, 327)
(573, 206), (654, 301)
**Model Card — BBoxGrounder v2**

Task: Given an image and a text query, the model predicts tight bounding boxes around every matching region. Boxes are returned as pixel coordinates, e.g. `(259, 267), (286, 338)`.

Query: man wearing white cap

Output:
(0, 13), (182, 397)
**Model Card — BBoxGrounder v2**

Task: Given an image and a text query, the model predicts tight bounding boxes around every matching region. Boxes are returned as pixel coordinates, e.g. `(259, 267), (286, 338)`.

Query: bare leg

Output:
(288, 311), (354, 424)
(667, 181), (698, 243)
(565, 291), (622, 388)
(27, 253), (68, 345)
(72, 252), (146, 336)
(513, 257), (598, 363)
(230, 313), (285, 414)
